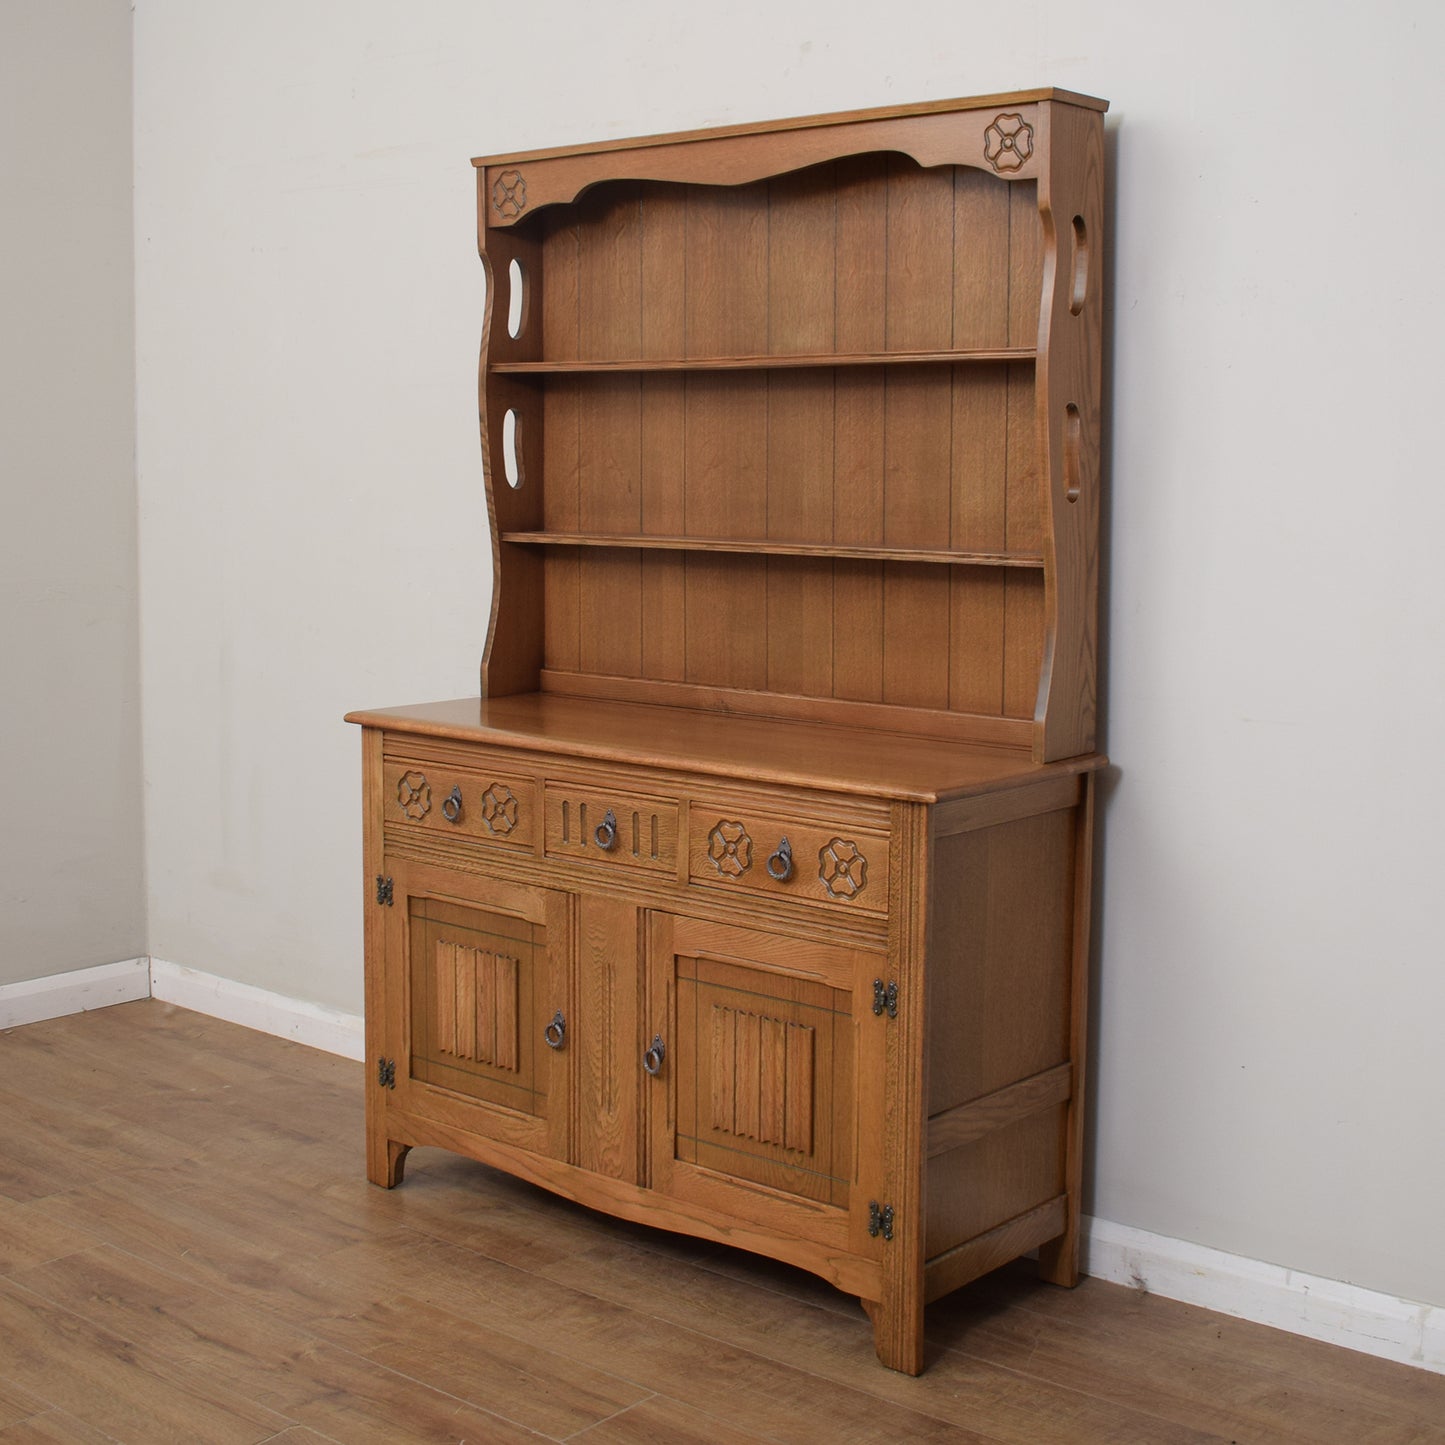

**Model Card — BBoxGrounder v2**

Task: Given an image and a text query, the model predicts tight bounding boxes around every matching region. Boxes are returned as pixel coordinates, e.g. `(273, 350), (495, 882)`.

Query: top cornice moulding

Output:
(470, 87), (1109, 168)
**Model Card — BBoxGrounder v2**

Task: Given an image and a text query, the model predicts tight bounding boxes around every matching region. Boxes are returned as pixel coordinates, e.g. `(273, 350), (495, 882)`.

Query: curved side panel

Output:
(482, 106), (1041, 227)
(1032, 105), (1105, 762)
(478, 183), (546, 698)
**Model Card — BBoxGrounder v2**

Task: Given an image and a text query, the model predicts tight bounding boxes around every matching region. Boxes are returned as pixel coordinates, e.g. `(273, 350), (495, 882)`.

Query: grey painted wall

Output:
(0, 0), (143, 985)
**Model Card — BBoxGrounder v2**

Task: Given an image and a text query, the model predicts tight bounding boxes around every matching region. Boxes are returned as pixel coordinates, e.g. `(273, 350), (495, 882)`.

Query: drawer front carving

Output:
(688, 806), (889, 915)
(383, 760), (536, 849)
(543, 782), (678, 873)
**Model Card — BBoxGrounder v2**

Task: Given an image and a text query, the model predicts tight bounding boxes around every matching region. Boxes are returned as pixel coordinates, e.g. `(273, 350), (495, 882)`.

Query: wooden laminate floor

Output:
(1, 1001), (1442, 1444)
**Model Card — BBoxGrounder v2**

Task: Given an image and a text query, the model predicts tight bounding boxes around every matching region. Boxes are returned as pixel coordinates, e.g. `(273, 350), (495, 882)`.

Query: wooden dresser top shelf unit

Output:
(472, 87), (1107, 767)
(355, 88), (1109, 1376)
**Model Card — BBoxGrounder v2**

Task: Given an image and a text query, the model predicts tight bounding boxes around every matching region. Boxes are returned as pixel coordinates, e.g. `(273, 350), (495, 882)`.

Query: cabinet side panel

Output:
(926, 807), (1075, 1115)
(925, 1105), (1066, 1258)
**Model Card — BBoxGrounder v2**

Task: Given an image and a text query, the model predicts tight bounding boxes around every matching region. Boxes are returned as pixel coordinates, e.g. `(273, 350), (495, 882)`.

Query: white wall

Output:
(133, 0), (1445, 1314)
(0, 0), (142, 986)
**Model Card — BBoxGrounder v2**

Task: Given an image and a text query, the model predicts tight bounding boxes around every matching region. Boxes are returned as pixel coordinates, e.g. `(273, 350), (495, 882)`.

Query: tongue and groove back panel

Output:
(478, 95), (1103, 760)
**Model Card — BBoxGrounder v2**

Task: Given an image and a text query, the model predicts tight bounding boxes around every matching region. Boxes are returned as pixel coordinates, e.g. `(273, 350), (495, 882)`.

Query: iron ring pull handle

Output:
(642, 1034), (666, 1076)
(442, 784), (464, 823)
(543, 1011), (566, 1050)
(766, 836), (794, 882)
(594, 807), (618, 850)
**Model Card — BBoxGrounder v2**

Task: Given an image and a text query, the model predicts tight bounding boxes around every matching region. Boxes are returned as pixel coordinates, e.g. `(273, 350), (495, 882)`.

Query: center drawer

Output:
(543, 781), (679, 874)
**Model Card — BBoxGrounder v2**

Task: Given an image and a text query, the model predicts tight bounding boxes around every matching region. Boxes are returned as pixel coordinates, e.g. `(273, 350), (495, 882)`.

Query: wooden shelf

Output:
(500, 530), (1045, 568)
(490, 347), (1035, 376)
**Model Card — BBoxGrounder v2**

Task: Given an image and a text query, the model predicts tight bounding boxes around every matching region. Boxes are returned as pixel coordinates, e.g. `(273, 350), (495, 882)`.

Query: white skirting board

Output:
(0, 955), (362, 1060)
(1082, 1216), (1445, 1376)
(0, 957), (150, 1028)
(148, 958), (365, 1061)
(3, 959), (1441, 1375)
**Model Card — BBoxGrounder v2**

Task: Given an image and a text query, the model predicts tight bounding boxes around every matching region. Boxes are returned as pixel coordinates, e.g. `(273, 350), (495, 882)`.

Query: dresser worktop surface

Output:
(345, 694), (1105, 804)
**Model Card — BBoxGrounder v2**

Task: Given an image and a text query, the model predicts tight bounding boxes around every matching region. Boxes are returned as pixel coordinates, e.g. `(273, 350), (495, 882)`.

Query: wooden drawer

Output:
(687, 799), (889, 915)
(543, 780), (679, 874)
(383, 758), (536, 850)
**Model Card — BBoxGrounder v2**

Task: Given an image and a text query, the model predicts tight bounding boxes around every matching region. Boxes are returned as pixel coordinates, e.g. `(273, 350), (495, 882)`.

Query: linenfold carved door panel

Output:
(645, 913), (886, 1258)
(383, 857), (570, 1162)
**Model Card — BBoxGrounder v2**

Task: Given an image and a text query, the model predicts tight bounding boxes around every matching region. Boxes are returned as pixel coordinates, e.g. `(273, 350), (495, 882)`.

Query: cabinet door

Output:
(645, 914), (886, 1259)
(381, 856), (570, 1162)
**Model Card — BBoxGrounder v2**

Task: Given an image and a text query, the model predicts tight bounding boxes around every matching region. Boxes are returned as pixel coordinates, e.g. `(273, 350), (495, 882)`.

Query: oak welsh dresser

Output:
(347, 88), (1109, 1374)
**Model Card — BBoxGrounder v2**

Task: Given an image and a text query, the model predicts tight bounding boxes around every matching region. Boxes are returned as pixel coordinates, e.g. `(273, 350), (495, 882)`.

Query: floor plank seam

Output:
(558, 1391), (659, 1442)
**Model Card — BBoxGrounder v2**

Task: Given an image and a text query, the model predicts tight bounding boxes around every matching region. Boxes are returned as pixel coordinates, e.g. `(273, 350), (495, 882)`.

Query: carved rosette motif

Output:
(397, 770), (431, 820)
(491, 169), (528, 218)
(818, 837), (869, 899)
(983, 113), (1035, 173)
(706, 820), (753, 878)
(481, 783), (518, 835)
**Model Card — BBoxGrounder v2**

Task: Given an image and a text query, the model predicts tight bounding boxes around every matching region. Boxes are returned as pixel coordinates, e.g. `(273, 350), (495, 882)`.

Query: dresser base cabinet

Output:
(354, 706), (1099, 1375)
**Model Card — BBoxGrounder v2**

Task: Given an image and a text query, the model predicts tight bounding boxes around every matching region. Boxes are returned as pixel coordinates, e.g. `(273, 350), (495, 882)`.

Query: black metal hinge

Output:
(871, 978), (898, 1019)
(375, 875), (394, 906)
(377, 1057), (396, 1089)
(868, 1201), (895, 1241)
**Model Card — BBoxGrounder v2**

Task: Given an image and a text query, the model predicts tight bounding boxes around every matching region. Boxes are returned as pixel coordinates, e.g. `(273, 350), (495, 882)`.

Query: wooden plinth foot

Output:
(367, 1137), (411, 1189)
(1037, 1222), (1081, 1287)
(864, 1296), (925, 1375)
